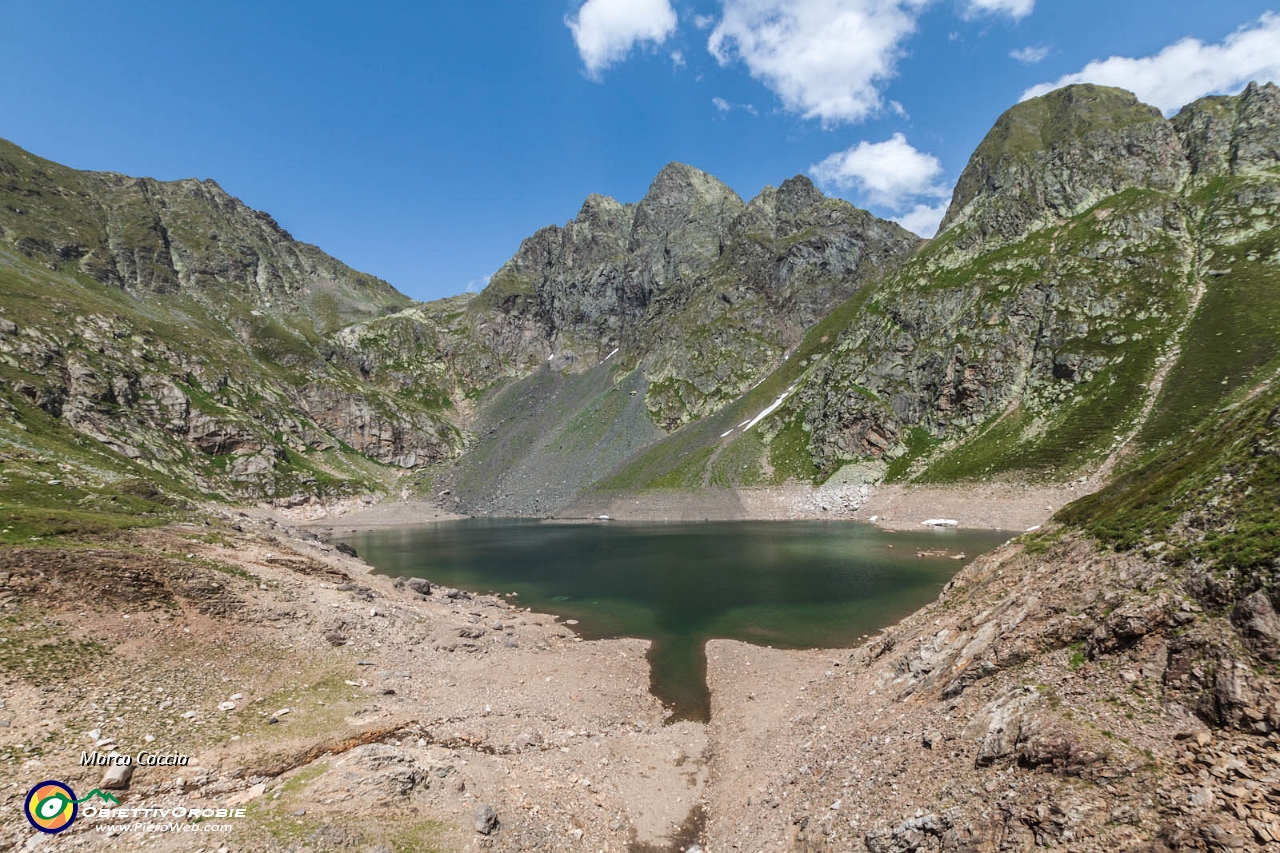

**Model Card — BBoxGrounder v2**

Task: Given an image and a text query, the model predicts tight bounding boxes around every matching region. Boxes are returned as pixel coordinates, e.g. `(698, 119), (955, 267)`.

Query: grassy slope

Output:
(911, 190), (1191, 482)
(0, 135), (467, 505)
(597, 285), (876, 492)
(1138, 174), (1280, 449)
(0, 388), (192, 545)
(1059, 371), (1280, 577)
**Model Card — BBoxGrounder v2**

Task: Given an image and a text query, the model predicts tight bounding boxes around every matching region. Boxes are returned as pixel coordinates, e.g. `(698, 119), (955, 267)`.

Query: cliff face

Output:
(469, 164), (918, 432)
(0, 140), (457, 500)
(938, 85), (1187, 246)
(638, 175), (920, 429)
(478, 163), (747, 367)
(776, 83), (1280, 483)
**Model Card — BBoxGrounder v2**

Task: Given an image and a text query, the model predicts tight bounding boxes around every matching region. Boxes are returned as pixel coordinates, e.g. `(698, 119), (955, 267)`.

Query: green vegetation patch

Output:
(603, 285), (882, 492)
(1058, 377), (1280, 575)
(767, 416), (822, 485)
(1140, 201), (1280, 447)
(883, 427), (941, 483)
(0, 611), (111, 685)
(0, 393), (187, 544)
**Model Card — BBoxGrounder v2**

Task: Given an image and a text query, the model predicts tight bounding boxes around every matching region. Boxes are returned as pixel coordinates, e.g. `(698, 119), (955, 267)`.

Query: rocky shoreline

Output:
(3, 482), (1279, 851)
(287, 480), (1092, 534)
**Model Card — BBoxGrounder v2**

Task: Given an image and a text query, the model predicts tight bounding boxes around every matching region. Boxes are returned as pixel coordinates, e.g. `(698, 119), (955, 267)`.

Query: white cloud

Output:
(1010, 45), (1049, 65)
(963, 0), (1034, 20)
(567, 0), (679, 78)
(694, 14), (716, 30)
(811, 134), (953, 236)
(711, 97), (759, 116)
(895, 202), (949, 237)
(810, 133), (948, 208)
(1022, 13), (1280, 114)
(465, 274), (493, 295)
(707, 0), (931, 125)
(671, 49), (686, 70)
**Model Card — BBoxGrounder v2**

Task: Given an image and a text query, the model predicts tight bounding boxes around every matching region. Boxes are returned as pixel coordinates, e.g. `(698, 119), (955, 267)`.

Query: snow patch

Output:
(743, 383), (799, 433)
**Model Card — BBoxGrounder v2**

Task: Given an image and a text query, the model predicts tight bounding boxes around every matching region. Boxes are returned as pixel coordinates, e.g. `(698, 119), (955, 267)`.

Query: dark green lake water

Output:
(338, 520), (1009, 721)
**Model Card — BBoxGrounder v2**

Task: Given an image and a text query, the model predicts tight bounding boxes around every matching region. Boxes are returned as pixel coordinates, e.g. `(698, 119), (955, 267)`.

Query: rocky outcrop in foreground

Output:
(706, 365), (1280, 851)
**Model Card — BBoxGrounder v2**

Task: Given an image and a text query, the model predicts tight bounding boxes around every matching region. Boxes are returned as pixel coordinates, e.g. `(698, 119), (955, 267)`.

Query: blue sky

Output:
(2, 1), (1278, 301)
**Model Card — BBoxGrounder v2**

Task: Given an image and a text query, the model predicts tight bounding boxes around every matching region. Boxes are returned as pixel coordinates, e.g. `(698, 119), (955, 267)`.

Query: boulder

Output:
(473, 803), (499, 835)
(101, 761), (133, 790)
(1233, 591), (1280, 661)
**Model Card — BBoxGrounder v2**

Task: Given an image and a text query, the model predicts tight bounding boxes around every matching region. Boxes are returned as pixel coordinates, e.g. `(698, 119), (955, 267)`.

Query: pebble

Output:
(218, 701), (236, 712)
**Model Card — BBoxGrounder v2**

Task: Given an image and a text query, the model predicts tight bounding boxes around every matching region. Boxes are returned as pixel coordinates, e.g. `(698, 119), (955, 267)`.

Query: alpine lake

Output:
(337, 519), (1011, 721)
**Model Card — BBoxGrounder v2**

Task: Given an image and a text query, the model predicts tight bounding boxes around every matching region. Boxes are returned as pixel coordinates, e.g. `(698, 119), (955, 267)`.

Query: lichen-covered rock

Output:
(1233, 590), (1280, 661)
(1176, 82), (1280, 178)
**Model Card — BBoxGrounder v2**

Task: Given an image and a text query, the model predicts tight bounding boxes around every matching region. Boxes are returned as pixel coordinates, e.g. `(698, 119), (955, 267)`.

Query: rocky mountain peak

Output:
(630, 162), (744, 262)
(939, 83), (1185, 246)
(575, 192), (629, 223)
(1174, 81), (1280, 177)
(642, 161), (741, 207)
(0, 136), (407, 332)
(776, 174), (825, 208)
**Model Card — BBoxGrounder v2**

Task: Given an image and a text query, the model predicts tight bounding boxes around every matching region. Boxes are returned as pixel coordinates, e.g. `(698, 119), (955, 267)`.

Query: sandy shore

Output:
(540, 479), (1090, 532)
(848, 480), (1095, 531)
(281, 479), (1086, 534)
(278, 498), (468, 533)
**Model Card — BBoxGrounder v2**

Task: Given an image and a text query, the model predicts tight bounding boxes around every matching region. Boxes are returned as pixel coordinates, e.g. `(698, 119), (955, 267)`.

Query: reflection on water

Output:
(338, 519), (1009, 721)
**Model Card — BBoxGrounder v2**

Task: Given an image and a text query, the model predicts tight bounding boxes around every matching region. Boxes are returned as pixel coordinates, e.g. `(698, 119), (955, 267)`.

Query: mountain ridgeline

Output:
(1, 83), (1278, 520)
(605, 83), (1280, 495)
